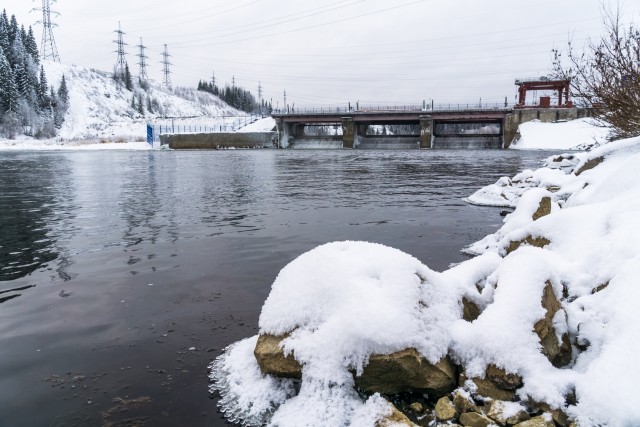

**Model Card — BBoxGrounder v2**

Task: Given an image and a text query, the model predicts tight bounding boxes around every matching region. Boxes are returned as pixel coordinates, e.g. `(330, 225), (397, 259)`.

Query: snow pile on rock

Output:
(510, 118), (609, 151)
(210, 136), (640, 427)
(41, 60), (245, 141)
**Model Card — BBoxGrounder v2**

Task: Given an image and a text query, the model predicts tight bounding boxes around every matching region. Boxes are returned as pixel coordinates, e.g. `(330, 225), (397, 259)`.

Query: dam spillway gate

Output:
(273, 108), (517, 149)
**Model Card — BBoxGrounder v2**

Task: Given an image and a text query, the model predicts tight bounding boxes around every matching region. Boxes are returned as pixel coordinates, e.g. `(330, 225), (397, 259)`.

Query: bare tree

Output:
(553, 6), (640, 140)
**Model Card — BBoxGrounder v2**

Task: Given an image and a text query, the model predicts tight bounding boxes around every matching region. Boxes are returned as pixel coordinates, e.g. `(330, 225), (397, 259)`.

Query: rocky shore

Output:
(211, 136), (640, 427)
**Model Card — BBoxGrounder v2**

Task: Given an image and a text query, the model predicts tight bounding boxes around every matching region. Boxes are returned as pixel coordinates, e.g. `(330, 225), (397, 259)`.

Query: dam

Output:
(273, 106), (589, 149)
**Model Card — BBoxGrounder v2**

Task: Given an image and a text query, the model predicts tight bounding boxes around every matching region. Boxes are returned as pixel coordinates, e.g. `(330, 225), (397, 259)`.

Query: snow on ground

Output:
(510, 118), (610, 150)
(237, 117), (276, 133)
(39, 60), (246, 141)
(211, 136), (640, 427)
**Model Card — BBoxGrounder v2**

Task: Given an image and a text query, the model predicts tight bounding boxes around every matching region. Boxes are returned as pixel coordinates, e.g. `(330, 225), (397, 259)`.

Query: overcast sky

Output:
(4, 0), (640, 108)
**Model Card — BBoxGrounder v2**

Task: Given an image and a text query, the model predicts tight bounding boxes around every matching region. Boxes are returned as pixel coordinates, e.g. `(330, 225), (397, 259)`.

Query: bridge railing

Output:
(272, 103), (511, 116)
(146, 115), (263, 145)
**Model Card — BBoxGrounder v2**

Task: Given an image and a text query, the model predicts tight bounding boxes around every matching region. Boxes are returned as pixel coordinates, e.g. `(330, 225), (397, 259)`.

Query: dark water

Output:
(0, 149), (554, 426)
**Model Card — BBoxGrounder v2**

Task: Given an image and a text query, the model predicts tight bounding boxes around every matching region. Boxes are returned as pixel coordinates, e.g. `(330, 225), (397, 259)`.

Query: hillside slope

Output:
(43, 61), (247, 141)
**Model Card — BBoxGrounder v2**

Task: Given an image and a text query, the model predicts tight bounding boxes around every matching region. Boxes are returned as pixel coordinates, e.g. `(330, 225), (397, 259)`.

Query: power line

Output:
(33, 0), (61, 62)
(161, 44), (172, 88)
(136, 37), (149, 81)
(177, 0), (429, 48)
(114, 21), (127, 78)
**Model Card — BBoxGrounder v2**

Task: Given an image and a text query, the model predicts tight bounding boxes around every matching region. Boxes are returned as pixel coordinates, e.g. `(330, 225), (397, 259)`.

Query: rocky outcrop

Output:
(532, 197), (552, 221)
(534, 282), (572, 367)
(575, 156), (604, 176)
(462, 297), (481, 322)
(514, 415), (555, 427)
(356, 349), (456, 396)
(452, 390), (479, 414)
(459, 412), (493, 427)
(254, 334), (302, 379)
(506, 236), (551, 255)
(487, 400), (530, 425)
(460, 365), (522, 402)
(376, 402), (418, 427)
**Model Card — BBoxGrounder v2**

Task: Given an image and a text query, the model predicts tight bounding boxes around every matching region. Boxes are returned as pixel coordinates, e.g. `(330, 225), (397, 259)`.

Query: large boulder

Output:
(534, 282), (572, 367)
(355, 348), (457, 396)
(254, 334), (302, 379)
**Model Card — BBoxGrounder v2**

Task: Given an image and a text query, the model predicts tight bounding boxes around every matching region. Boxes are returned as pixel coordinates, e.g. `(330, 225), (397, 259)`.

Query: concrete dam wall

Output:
(161, 132), (276, 149)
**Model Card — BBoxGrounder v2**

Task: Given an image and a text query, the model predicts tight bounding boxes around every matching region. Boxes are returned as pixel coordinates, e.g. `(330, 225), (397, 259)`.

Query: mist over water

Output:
(0, 149), (553, 425)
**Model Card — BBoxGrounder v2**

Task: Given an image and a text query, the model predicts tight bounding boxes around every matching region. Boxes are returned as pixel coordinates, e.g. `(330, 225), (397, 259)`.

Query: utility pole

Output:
(136, 37), (148, 81)
(33, 0), (60, 62)
(161, 44), (172, 88)
(114, 22), (127, 79)
(283, 89), (287, 112)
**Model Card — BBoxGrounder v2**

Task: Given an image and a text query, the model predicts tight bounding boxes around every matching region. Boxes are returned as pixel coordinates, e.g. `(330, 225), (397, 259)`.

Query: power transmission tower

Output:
(258, 81), (263, 113)
(284, 89), (287, 111)
(113, 22), (127, 79)
(136, 38), (148, 81)
(161, 44), (172, 88)
(232, 75), (236, 88)
(33, 0), (60, 62)
(211, 70), (216, 87)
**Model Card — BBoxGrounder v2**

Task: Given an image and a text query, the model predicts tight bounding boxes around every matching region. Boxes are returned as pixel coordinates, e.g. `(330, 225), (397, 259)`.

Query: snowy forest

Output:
(0, 9), (68, 138)
(197, 80), (271, 114)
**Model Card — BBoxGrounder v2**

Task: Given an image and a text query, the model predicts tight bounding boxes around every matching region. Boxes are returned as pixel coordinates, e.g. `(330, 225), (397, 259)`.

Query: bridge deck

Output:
(273, 108), (512, 123)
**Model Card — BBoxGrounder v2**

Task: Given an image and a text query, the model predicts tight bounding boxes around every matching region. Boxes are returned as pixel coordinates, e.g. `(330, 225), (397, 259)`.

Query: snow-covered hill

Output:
(42, 60), (247, 141)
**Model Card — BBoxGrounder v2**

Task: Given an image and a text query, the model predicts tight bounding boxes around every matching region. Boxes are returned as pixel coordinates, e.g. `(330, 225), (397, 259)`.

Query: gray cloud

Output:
(5, 0), (639, 108)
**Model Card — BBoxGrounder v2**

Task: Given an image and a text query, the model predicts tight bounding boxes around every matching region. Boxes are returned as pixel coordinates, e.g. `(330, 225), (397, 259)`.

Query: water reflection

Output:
(0, 154), (75, 282)
(0, 149), (547, 285)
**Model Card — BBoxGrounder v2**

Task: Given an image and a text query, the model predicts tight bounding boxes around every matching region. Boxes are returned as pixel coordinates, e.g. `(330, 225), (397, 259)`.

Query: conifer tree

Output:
(38, 65), (49, 109)
(57, 74), (69, 103)
(25, 27), (38, 63)
(53, 75), (69, 129)
(0, 47), (18, 113)
(124, 63), (133, 91)
(0, 12), (9, 55)
(8, 14), (17, 45)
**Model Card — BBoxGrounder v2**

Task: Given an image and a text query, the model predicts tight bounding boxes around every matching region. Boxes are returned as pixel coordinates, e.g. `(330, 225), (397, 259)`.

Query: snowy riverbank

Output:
(210, 135), (640, 427)
(510, 118), (609, 151)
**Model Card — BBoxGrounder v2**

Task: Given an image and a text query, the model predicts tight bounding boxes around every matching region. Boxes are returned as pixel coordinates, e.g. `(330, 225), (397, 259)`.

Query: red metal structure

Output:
(515, 77), (572, 109)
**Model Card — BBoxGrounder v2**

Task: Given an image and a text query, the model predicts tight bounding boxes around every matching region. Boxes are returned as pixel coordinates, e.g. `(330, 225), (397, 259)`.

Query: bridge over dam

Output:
(273, 106), (589, 149)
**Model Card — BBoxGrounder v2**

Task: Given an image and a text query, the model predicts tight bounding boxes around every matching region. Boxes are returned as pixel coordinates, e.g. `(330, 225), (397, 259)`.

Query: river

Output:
(0, 149), (554, 426)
